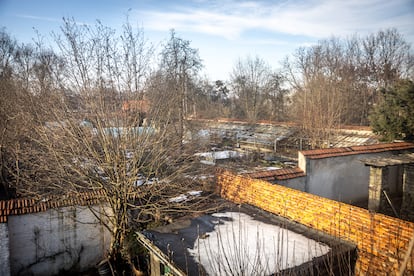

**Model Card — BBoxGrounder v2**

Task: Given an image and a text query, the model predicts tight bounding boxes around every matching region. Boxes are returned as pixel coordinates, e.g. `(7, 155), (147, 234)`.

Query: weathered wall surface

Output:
(299, 152), (398, 204)
(276, 176), (306, 191)
(7, 205), (111, 275)
(218, 170), (414, 275)
(306, 154), (370, 203)
(0, 223), (11, 276)
(402, 164), (414, 221)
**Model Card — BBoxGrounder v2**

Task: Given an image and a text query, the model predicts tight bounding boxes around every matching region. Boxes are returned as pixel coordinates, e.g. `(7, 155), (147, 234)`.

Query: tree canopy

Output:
(370, 79), (414, 141)
(0, 22), (214, 272)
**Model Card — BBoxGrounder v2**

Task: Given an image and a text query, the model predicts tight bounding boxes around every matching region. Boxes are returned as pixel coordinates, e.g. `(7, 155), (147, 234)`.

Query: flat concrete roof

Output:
(361, 152), (414, 167)
(143, 203), (356, 275)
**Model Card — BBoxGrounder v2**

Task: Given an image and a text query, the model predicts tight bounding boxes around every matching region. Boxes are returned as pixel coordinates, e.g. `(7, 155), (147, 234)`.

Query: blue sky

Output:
(1, 0), (413, 81)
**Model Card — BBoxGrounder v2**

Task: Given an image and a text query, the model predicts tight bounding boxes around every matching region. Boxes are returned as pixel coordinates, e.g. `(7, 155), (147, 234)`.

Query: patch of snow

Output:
(125, 151), (134, 159)
(187, 190), (202, 196)
(134, 175), (158, 186)
(197, 129), (210, 137)
(79, 120), (93, 128)
(168, 194), (188, 203)
(188, 212), (330, 275)
(195, 150), (242, 163)
(146, 177), (158, 185)
(169, 190), (203, 203)
(283, 162), (297, 168)
(264, 166), (281, 170)
(134, 179), (146, 187)
(101, 126), (156, 138)
(200, 160), (215, 166)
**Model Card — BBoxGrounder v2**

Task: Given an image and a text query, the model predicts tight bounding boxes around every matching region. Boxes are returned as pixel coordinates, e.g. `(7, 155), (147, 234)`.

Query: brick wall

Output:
(218, 170), (414, 275)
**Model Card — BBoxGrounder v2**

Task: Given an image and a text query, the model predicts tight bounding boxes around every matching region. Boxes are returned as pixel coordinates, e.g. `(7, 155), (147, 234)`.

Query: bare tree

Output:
(284, 40), (346, 146)
(284, 29), (414, 147)
(0, 29), (46, 197)
(230, 55), (277, 122)
(2, 21), (214, 274)
(191, 78), (231, 118)
(53, 18), (95, 93)
(120, 18), (154, 96)
(159, 29), (202, 140)
(362, 28), (414, 88)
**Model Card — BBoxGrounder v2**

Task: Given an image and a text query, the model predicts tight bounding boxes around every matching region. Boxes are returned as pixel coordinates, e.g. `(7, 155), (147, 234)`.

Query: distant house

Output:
(122, 100), (150, 114)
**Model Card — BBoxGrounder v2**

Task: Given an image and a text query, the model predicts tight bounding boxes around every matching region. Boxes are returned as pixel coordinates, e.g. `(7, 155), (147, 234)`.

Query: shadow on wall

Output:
(2, 204), (111, 275)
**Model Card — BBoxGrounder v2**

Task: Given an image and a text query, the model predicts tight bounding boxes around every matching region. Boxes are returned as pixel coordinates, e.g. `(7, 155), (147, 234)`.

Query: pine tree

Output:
(370, 80), (414, 141)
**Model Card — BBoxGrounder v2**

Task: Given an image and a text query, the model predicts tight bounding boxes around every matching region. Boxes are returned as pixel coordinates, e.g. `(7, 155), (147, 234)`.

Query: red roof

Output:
(301, 142), (414, 159)
(0, 190), (106, 223)
(244, 167), (305, 181)
(122, 100), (150, 113)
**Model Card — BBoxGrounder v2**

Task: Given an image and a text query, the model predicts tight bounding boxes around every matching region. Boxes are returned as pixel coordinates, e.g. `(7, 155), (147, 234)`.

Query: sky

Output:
(0, 0), (413, 81)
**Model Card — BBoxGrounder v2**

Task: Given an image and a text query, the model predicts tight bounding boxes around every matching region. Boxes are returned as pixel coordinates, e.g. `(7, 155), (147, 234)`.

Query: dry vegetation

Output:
(1, 18), (413, 274)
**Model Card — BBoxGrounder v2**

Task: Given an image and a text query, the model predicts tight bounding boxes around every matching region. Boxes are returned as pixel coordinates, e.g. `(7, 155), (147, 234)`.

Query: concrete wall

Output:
(0, 223), (11, 276)
(306, 154), (370, 203)
(387, 165), (404, 195)
(300, 152), (397, 204)
(402, 164), (414, 221)
(275, 176), (306, 191)
(217, 170), (414, 275)
(7, 205), (111, 275)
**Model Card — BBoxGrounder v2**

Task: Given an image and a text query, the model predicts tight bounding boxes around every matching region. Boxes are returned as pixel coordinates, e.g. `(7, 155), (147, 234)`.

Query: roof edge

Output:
(301, 142), (414, 159)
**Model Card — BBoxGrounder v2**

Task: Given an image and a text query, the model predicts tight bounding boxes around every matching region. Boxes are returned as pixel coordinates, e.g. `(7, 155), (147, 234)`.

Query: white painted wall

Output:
(0, 223), (11, 276)
(276, 177), (306, 191)
(305, 154), (371, 203)
(7, 205), (112, 275)
(286, 151), (406, 204)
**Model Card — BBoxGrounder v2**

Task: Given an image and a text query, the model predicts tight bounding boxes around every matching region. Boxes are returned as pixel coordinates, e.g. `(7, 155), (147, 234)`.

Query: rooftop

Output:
(0, 190), (105, 223)
(361, 152), (414, 167)
(301, 142), (414, 159)
(243, 167), (305, 181)
(144, 204), (356, 275)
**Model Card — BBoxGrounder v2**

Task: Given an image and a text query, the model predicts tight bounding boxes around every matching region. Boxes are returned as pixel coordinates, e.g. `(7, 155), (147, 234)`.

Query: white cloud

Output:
(15, 14), (92, 27)
(135, 0), (413, 81)
(134, 0), (414, 41)
(265, 0), (413, 38)
(15, 14), (61, 23)
(134, 9), (252, 40)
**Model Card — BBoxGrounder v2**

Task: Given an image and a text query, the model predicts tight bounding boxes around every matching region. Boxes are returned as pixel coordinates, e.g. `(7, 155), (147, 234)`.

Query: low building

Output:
(245, 142), (414, 216)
